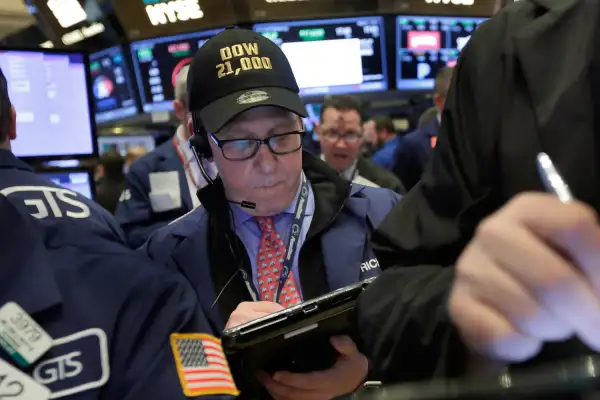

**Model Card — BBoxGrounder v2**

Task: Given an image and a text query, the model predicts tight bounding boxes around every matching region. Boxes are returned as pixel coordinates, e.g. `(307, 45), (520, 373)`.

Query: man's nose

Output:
(254, 143), (277, 173)
(334, 138), (348, 149)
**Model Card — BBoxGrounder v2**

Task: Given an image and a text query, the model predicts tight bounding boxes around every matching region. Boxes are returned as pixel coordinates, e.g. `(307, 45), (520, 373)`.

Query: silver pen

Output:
(536, 152), (574, 203)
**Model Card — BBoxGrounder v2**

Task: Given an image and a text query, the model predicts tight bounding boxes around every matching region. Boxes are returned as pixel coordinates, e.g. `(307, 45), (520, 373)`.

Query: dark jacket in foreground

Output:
(357, 156), (406, 195)
(0, 149), (233, 399)
(359, 0), (600, 386)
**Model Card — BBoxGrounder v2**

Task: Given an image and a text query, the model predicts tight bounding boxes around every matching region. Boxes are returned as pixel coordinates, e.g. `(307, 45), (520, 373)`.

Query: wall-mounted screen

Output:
(39, 169), (95, 200)
(90, 46), (138, 123)
(396, 15), (487, 91)
(130, 28), (222, 113)
(254, 16), (388, 97)
(97, 135), (155, 156)
(0, 49), (96, 159)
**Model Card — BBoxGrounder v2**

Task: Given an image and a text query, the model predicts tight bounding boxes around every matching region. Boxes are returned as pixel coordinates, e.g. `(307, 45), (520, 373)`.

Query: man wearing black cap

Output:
(141, 27), (401, 398)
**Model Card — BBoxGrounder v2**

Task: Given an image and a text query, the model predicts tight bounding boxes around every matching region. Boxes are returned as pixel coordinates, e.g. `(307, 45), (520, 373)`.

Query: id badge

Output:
(0, 358), (51, 399)
(0, 303), (53, 367)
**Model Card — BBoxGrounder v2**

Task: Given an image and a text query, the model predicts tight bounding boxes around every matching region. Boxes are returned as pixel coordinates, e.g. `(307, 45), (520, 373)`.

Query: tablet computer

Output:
(222, 278), (375, 393)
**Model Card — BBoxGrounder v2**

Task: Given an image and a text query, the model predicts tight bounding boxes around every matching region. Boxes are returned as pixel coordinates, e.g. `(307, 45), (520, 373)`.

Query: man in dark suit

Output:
(392, 67), (453, 190)
(315, 95), (406, 194)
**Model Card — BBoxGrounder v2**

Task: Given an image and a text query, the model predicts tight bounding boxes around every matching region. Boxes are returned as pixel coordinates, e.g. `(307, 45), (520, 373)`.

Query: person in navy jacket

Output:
(115, 65), (211, 248)
(392, 67), (454, 191)
(0, 66), (237, 398)
(140, 28), (400, 400)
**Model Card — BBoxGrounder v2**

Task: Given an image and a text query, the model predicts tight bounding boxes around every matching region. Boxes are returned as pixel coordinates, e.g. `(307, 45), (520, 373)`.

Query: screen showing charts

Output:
(0, 50), (95, 158)
(90, 46), (138, 124)
(130, 29), (222, 113)
(254, 17), (388, 96)
(396, 15), (487, 91)
(39, 170), (94, 199)
(97, 135), (155, 156)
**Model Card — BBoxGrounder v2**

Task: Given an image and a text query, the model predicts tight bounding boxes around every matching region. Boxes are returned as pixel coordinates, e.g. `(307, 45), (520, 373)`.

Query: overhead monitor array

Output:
(90, 46), (138, 123)
(395, 15), (487, 90)
(253, 16), (388, 96)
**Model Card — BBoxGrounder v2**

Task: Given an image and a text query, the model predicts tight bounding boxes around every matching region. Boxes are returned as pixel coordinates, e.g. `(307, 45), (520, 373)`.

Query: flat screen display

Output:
(396, 15), (487, 91)
(253, 17), (388, 97)
(130, 28), (222, 113)
(97, 135), (155, 156)
(302, 103), (322, 132)
(90, 46), (138, 123)
(39, 170), (94, 199)
(0, 50), (96, 159)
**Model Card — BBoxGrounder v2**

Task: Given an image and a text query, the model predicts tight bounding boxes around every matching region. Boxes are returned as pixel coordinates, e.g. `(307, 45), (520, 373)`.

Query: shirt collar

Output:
(231, 172), (314, 229)
(176, 125), (194, 162)
(319, 153), (357, 181)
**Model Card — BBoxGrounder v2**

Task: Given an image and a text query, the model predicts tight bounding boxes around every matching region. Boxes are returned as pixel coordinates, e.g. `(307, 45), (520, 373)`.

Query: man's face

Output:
(209, 106), (303, 216)
(317, 108), (363, 172)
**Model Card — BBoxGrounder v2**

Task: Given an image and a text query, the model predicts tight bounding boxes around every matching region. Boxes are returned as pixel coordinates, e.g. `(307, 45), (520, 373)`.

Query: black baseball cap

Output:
(187, 27), (307, 134)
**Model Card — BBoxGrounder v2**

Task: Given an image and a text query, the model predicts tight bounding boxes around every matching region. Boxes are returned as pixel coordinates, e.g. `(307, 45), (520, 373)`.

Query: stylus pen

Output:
(536, 152), (574, 203)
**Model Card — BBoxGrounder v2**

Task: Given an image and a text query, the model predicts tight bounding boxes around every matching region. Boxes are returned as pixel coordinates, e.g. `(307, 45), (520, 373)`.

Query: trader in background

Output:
(316, 95), (406, 194)
(141, 28), (400, 399)
(368, 115), (401, 171)
(116, 65), (208, 248)
(392, 67), (453, 191)
(0, 67), (237, 399)
(95, 149), (125, 214)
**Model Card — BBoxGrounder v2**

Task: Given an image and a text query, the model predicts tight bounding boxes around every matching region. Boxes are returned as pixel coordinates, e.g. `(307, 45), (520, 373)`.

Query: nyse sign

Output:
(425, 0), (475, 5)
(145, 0), (204, 26)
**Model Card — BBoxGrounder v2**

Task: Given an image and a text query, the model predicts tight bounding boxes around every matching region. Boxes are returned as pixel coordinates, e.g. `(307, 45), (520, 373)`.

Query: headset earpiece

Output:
(190, 112), (213, 159)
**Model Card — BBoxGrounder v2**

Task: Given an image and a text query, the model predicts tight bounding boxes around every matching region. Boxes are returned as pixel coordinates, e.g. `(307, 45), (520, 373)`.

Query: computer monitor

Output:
(0, 49), (97, 159)
(90, 46), (139, 124)
(39, 169), (95, 200)
(396, 15), (487, 91)
(97, 135), (155, 157)
(253, 16), (388, 96)
(130, 29), (223, 113)
(302, 103), (322, 132)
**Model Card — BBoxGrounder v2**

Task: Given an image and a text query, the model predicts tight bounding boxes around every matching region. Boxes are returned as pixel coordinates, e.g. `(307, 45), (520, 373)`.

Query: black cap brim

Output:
(199, 87), (308, 134)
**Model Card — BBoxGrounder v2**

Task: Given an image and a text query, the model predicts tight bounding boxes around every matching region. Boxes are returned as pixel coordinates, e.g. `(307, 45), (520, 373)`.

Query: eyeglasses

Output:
(210, 131), (305, 161)
(321, 130), (363, 144)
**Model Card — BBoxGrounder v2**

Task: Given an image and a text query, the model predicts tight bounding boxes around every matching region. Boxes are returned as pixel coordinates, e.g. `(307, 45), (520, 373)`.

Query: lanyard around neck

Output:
(239, 174), (309, 303)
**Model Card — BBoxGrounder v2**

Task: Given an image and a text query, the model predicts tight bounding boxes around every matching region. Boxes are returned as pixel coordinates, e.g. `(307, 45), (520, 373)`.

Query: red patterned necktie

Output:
(255, 216), (302, 307)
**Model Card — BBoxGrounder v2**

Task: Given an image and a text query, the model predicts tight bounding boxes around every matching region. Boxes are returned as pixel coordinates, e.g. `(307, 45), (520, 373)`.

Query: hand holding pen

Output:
(448, 152), (600, 364)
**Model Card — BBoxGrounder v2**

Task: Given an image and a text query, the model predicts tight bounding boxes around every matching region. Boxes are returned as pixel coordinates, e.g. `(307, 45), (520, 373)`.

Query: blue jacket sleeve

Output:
(105, 256), (236, 399)
(115, 166), (171, 249)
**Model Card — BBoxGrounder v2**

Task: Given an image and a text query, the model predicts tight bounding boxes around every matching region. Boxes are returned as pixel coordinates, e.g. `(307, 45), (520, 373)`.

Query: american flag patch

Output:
(170, 333), (239, 397)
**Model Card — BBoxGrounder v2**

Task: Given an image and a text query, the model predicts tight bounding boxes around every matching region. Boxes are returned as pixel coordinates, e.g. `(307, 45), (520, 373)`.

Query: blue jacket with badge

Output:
(140, 152), (400, 332)
(115, 139), (194, 248)
(0, 149), (236, 399)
